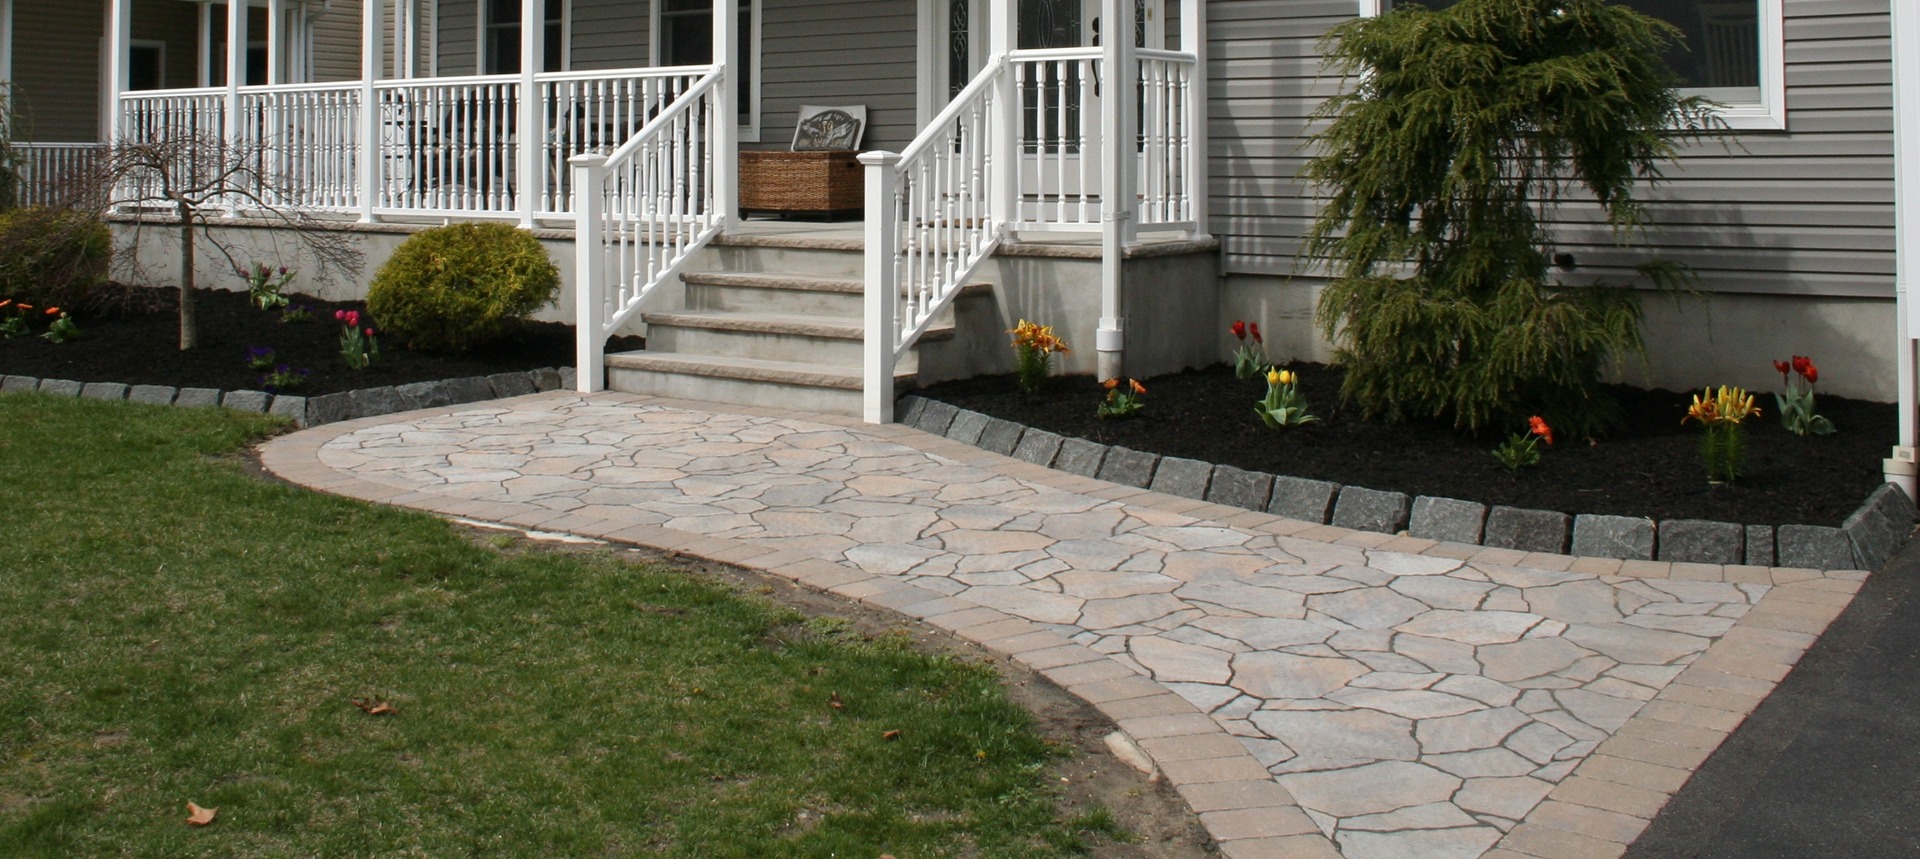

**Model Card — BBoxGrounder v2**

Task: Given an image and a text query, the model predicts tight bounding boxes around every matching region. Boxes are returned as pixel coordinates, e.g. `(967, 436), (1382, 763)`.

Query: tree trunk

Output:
(175, 200), (196, 350)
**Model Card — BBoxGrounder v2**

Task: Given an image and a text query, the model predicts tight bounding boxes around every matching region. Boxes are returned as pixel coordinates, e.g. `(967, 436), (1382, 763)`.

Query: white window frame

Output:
(1357, 0), (1785, 132)
(651, 0), (762, 142)
(478, 0), (571, 75)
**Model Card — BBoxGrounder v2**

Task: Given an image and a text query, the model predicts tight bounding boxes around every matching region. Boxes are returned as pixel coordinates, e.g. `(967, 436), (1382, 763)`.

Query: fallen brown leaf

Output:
(829, 692), (844, 710)
(882, 729), (901, 741)
(352, 698), (398, 716)
(185, 802), (218, 826)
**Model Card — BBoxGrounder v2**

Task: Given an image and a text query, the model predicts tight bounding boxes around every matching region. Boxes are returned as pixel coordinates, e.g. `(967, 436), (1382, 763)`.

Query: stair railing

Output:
(572, 67), (726, 392)
(862, 58), (1008, 422)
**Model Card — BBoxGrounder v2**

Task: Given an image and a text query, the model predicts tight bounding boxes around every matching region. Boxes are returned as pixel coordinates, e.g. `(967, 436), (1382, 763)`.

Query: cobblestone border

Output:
(259, 391), (1876, 859)
(0, 367), (578, 428)
(899, 396), (1918, 572)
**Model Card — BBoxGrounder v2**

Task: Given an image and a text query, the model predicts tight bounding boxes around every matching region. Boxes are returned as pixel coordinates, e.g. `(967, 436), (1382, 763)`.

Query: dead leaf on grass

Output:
(185, 802), (218, 826)
(828, 691), (844, 710)
(351, 698), (398, 716)
(882, 729), (901, 741)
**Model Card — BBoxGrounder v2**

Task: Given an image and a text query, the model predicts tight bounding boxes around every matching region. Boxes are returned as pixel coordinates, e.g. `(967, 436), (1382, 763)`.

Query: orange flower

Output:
(1527, 416), (1553, 445)
(1102, 377), (1120, 390)
(45, 306), (60, 316)
(1129, 379), (1146, 395)
(0, 300), (11, 309)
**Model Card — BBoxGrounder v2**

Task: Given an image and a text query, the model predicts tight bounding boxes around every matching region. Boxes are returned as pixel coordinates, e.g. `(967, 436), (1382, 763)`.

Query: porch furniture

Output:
(738, 150), (864, 220)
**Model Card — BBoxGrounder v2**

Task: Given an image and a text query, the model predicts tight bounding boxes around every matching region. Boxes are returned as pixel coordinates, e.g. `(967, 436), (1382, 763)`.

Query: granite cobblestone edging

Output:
(900, 395), (1919, 572)
(0, 367), (577, 428)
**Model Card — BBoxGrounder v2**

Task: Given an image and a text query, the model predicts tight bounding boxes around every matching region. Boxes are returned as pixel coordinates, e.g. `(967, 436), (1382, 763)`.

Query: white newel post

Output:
(1891, 0), (1919, 497)
(1180, 0), (1209, 239)
(106, 0), (131, 142)
(988, 0), (1016, 228)
(358, 0), (384, 222)
(225, 0), (247, 141)
(573, 153), (609, 393)
(1095, 0), (1136, 382)
(518, 0), (543, 227)
(712, 0), (738, 231)
(861, 151), (901, 423)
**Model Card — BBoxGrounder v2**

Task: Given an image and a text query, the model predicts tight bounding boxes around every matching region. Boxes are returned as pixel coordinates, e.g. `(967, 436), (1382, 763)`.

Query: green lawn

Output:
(0, 395), (1119, 857)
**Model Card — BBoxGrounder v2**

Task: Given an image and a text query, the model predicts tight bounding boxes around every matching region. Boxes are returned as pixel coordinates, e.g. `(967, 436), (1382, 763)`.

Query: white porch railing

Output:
(111, 67), (707, 222)
(11, 143), (109, 208)
(571, 69), (727, 392)
(861, 60), (1008, 423)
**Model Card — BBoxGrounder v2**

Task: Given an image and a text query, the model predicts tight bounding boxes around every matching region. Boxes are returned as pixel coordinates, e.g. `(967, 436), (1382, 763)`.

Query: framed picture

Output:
(791, 104), (867, 151)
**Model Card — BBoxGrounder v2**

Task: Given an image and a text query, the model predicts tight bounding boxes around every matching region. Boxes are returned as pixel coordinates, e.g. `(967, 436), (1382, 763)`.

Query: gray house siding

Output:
(11, 0), (197, 142)
(757, 0), (917, 151)
(1207, 0), (1899, 400)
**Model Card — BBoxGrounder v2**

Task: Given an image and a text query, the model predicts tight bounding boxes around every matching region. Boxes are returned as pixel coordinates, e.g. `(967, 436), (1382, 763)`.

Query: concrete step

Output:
(604, 350), (913, 417)
(642, 309), (950, 366)
(698, 236), (866, 279)
(682, 272), (865, 316)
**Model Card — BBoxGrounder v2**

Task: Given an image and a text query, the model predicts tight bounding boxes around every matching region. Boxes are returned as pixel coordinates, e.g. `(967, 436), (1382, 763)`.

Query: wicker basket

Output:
(739, 150), (864, 218)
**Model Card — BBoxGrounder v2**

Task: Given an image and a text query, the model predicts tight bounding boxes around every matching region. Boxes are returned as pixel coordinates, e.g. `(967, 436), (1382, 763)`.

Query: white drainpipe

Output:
(1890, 1), (1918, 498)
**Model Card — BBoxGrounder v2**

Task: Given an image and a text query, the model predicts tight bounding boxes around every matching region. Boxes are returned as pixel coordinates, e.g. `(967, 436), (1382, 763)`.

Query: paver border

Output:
(256, 391), (1877, 859)
(899, 395), (1915, 572)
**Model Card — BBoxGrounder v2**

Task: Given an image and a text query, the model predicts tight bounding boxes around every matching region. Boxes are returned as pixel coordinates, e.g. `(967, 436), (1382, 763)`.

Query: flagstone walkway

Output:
(258, 392), (1868, 859)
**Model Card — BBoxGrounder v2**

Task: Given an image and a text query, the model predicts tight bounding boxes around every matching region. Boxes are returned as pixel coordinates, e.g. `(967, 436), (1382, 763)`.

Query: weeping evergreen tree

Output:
(1303, 0), (1722, 436)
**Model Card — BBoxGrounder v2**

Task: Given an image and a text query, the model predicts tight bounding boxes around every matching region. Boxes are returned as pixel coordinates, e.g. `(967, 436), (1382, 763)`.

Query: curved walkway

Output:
(258, 391), (1867, 859)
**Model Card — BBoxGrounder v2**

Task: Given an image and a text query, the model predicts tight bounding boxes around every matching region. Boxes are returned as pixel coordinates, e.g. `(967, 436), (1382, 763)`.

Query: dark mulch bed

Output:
(918, 363), (1899, 528)
(0, 287), (641, 396)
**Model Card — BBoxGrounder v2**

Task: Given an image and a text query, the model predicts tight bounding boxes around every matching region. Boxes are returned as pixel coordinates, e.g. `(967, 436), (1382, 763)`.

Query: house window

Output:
(484, 0), (566, 75)
(654, 0), (760, 140)
(128, 42), (166, 91)
(1361, 0), (1784, 130)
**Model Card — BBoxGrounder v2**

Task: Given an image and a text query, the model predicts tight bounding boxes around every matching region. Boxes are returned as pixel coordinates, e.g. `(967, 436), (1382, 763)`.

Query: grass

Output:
(0, 395), (1118, 857)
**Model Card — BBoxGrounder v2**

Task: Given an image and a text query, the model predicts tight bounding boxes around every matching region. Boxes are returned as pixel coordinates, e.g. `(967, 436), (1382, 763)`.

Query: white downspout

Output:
(1890, 1), (1918, 498)
(1095, 0), (1136, 382)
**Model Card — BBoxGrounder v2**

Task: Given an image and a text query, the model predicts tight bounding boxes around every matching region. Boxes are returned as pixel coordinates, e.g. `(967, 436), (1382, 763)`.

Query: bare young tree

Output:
(107, 128), (363, 349)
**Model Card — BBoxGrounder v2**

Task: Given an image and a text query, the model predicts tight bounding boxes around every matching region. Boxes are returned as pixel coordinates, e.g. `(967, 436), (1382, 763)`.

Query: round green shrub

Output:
(366, 222), (560, 353)
(0, 206), (111, 308)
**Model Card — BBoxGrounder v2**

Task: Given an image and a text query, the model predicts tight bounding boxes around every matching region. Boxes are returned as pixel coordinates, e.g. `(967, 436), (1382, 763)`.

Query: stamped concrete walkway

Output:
(258, 392), (1868, 859)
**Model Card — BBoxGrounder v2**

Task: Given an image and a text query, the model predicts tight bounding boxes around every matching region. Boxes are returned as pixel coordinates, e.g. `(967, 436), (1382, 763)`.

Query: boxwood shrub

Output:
(367, 222), (560, 353)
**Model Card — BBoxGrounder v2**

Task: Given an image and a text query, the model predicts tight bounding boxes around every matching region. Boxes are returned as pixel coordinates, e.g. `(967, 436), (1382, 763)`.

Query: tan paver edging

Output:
(257, 391), (1872, 859)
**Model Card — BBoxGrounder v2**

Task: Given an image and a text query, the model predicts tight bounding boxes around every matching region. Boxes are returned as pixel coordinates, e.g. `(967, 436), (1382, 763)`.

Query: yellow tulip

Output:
(1266, 368), (1281, 386)
(1280, 370), (1297, 386)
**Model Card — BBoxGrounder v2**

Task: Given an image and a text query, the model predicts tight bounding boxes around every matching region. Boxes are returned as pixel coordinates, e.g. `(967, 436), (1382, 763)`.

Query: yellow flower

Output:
(1266, 368), (1282, 386)
(1683, 386), (1760, 426)
(1279, 370), (1297, 386)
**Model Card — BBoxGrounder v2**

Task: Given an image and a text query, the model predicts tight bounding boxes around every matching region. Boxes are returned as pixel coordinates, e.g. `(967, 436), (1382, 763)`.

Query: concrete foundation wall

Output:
(1221, 272), (1898, 403)
(978, 248), (1220, 383)
(107, 218), (585, 328)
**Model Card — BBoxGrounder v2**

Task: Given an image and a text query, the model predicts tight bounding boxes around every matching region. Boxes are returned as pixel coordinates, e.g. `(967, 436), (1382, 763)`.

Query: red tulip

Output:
(1773, 359), (1790, 380)
(1791, 355), (1811, 375)
(1231, 320), (1246, 341)
(1802, 362), (1818, 384)
(1250, 322), (1263, 344)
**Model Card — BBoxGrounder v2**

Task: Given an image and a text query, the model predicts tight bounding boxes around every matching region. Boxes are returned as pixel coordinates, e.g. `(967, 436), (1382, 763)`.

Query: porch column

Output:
(712, 0), (737, 231)
(517, 0), (544, 226)
(106, 0), (132, 142)
(1179, 0), (1209, 241)
(358, 0), (384, 222)
(226, 0), (249, 140)
(987, 0), (1015, 228)
(1, 0), (13, 85)
(1891, 1), (1919, 496)
(1095, 0), (1137, 381)
(267, 0), (283, 84)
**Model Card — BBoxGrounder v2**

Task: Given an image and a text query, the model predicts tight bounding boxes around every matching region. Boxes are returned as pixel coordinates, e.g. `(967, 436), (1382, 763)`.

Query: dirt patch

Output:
(920, 364), (1898, 528)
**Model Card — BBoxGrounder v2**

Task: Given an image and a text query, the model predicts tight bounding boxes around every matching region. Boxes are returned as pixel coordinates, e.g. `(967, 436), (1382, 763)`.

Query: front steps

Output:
(604, 235), (990, 417)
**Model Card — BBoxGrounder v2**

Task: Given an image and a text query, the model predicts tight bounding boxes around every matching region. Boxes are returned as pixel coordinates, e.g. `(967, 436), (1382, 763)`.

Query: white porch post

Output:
(267, 0), (283, 84)
(573, 153), (608, 392)
(516, 0), (542, 227)
(225, 0), (248, 140)
(197, 2), (212, 87)
(1891, 0), (1919, 497)
(712, 0), (737, 231)
(862, 151), (902, 423)
(358, 0), (384, 221)
(1095, 0), (1136, 382)
(1, 0), (13, 86)
(106, 0), (132, 142)
(987, 0), (1015, 228)
(1179, 0), (1208, 240)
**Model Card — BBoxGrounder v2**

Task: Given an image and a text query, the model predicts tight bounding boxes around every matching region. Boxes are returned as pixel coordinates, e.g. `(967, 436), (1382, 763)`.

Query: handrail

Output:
(535, 65), (710, 84)
(605, 69), (722, 166)
(572, 65), (726, 392)
(862, 60), (1007, 422)
(1007, 47), (1100, 61)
